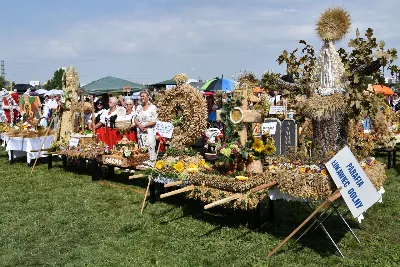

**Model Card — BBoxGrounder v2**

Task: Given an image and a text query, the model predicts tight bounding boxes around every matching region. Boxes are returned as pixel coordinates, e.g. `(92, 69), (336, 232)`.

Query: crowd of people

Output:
(37, 91), (159, 166)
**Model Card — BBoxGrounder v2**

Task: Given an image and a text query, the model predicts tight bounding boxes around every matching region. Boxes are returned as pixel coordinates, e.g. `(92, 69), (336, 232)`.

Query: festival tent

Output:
(372, 85), (394, 95)
(150, 79), (177, 90)
(82, 76), (145, 95)
(36, 89), (48, 95)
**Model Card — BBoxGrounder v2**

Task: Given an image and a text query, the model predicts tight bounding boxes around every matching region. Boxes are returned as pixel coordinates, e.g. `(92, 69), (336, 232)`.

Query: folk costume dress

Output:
(100, 108), (123, 148)
(125, 110), (137, 142)
(136, 104), (158, 162)
(90, 109), (106, 143)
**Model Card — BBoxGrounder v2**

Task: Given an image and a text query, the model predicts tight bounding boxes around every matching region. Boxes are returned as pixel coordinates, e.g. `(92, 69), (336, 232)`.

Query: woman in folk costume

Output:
(123, 99), (137, 142)
(99, 97), (125, 148)
(90, 99), (107, 142)
(134, 91), (158, 165)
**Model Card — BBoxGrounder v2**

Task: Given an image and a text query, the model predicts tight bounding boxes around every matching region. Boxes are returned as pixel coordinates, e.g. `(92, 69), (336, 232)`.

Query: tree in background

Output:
(44, 68), (65, 89)
(236, 70), (260, 86)
(0, 76), (6, 89)
(261, 70), (280, 93)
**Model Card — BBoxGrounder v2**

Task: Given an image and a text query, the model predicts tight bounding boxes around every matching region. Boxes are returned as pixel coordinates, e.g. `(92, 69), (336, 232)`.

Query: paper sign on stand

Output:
(155, 121), (174, 138)
(69, 137), (80, 148)
(325, 146), (382, 218)
(262, 122), (277, 135)
(269, 106), (285, 114)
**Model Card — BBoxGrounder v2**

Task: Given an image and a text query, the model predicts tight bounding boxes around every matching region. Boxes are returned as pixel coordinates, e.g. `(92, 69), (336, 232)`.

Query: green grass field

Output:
(0, 148), (399, 267)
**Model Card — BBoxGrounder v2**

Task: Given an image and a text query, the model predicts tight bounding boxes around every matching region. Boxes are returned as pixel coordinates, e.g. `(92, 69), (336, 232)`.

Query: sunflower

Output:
(188, 163), (198, 169)
(252, 139), (264, 153)
(173, 161), (185, 172)
(198, 160), (206, 167)
(155, 160), (166, 170)
(187, 163), (199, 173)
(264, 143), (276, 155)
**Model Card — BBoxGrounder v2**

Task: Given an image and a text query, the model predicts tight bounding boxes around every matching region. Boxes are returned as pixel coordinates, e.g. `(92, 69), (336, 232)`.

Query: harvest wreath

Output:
(157, 73), (207, 149)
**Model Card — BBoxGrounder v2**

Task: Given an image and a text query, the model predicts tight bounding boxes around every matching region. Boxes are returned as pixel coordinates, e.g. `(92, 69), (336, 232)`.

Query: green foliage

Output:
(236, 70), (260, 86)
(0, 76), (7, 89)
(261, 70), (280, 92)
(276, 40), (316, 95)
(0, 148), (399, 266)
(338, 28), (398, 118)
(44, 68), (66, 89)
(219, 97), (244, 143)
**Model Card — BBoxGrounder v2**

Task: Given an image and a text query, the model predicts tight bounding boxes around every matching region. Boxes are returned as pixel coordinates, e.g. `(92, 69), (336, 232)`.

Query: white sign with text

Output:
(155, 121), (174, 138)
(262, 122), (277, 135)
(69, 137), (80, 148)
(269, 105), (285, 114)
(325, 146), (382, 218)
(166, 85), (176, 90)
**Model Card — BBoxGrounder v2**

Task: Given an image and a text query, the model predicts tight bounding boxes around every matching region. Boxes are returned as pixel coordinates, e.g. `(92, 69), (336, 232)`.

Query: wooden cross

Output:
(216, 87), (263, 146)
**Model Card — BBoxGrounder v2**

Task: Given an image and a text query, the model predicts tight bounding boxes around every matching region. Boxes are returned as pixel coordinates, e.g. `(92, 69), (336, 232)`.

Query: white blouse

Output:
(100, 109), (119, 127)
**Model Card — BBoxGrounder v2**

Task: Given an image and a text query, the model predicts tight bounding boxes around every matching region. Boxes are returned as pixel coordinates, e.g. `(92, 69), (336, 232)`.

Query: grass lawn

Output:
(0, 148), (399, 267)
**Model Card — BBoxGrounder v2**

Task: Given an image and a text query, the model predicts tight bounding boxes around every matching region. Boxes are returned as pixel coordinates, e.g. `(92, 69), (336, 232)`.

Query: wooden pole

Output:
(250, 181), (278, 193)
(204, 181), (278, 210)
(268, 187), (342, 257)
(80, 91), (84, 134)
(204, 193), (242, 210)
(91, 95), (95, 134)
(140, 141), (162, 214)
(129, 174), (145, 179)
(160, 185), (195, 199)
(164, 181), (183, 188)
(140, 174), (152, 214)
(30, 116), (55, 175)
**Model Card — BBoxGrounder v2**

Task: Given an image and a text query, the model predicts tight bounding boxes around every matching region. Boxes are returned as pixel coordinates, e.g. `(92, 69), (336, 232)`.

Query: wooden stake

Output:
(140, 175), (152, 214)
(250, 181), (278, 193)
(160, 185), (195, 199)
(30, 116), (55, 175)
(268, 187), (342, 257)
(140, 140), (162, 214)
(204, 193), (242, 210)
(164, 181), (183, 188)
(129, 174), (145, 179)
(204, 181), (278, 210)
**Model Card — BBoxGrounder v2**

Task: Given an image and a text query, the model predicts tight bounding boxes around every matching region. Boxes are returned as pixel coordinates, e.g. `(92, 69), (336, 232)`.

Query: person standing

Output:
(99, 97), (124, 148)
(124, 99), (137, 142)
(134, 91), (158, 165)
(90, 99), (107, 142)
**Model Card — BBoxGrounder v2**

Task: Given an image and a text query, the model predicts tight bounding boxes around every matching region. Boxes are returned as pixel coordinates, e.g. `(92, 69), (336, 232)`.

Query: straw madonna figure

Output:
(303, 7), (351, 159)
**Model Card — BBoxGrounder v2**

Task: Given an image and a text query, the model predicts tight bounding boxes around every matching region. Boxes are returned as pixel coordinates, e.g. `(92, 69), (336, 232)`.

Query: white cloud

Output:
(3, 0), (400, 84)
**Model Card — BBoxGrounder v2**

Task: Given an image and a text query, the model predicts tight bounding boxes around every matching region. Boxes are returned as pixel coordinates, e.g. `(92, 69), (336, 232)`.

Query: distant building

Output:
(385, 76), (398, 84)
(30, 81), (40, 87)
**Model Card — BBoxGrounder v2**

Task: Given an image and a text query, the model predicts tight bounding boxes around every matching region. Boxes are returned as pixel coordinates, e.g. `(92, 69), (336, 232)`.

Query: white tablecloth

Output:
(5, 135), (54, 164)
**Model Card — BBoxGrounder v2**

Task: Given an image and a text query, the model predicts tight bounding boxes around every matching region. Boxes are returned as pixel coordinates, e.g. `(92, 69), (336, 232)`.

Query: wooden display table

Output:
(373, 147), (396, 169)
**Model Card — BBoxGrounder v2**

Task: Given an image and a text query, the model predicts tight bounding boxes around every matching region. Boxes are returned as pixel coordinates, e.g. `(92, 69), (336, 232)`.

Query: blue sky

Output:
(1, 0), (399, 85)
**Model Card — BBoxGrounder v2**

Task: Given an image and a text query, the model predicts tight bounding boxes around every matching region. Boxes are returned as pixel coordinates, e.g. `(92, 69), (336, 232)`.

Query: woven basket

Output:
(102, 154), (149, 168)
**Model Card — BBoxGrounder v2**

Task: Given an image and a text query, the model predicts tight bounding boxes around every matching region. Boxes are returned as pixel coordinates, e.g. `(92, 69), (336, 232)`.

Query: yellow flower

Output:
(252, 139), (264, 153)
(299, 167), (306, 173)
(264, 143), (276, 155)
(187, 167), (199, 173)
(321, 169), (327, 176)
(202, 162), (211, 169)
(188, 163), (198, 169)
(198, 160), (206, 167)
(173, 161), (185, 172)
(155, 160), (166, 170)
